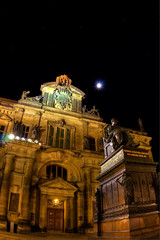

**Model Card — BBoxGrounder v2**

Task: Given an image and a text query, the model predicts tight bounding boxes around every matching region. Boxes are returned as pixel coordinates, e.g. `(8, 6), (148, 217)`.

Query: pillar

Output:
(39, 193), (47, 230)
(66, 198), (74, 232)
(0, 154), (14, 230)
(17, 158), (35, 233)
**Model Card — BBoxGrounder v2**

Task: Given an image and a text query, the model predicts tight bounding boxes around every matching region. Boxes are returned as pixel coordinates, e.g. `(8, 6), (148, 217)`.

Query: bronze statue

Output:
(103, 118), (139, 157)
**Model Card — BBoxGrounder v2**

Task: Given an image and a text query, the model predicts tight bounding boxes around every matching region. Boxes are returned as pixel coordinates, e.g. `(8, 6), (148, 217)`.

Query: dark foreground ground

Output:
(0, 230), (159, 240)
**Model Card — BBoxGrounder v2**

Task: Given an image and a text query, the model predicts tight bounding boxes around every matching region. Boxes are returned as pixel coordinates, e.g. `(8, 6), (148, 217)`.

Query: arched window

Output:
(46, 165), (67, 181)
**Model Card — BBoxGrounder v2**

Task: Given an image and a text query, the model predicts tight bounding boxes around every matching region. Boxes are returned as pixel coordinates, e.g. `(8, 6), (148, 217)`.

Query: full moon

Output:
(96, 82), (102, 89)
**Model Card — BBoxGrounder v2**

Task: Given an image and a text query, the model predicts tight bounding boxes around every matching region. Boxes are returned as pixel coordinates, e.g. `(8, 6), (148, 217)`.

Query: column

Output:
(77, 191), (84, 233)
(66, 198), (74, 232)
(17, 158), (34, 233)
(83, 168), (93, 232)
(0, 154), (14, 230)
(39, 193), (47, 229)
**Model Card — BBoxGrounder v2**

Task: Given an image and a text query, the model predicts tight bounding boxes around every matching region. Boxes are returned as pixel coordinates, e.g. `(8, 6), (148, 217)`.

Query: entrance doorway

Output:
(47, 208), (63, 231)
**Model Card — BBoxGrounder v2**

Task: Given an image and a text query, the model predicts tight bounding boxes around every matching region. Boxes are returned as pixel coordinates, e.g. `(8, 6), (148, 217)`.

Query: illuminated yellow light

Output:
(54, 199), (59, 205)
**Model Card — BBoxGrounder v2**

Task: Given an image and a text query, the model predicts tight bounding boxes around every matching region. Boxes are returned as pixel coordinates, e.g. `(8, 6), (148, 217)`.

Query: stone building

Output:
(0, 75), (154, 234)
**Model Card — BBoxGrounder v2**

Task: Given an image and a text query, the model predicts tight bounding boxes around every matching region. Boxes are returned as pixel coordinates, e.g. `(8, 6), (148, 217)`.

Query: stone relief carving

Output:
(116, 172), (134, 205)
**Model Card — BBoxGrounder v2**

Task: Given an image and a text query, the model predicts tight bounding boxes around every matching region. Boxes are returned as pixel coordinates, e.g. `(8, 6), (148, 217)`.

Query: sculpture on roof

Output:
(21, 91), (30, 99)
(103, 118), (139, 157)
(138, 118), (145, 132)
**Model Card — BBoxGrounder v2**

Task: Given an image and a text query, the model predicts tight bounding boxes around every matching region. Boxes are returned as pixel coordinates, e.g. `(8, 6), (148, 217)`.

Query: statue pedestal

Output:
(94, 146), (160, 239)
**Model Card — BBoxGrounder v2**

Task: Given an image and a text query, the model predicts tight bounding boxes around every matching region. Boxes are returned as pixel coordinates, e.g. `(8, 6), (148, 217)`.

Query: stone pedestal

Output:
(94, 146), (160, 239)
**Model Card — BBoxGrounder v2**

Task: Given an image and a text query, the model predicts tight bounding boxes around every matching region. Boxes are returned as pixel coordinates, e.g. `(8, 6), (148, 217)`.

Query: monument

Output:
(94, 119), (160, 239)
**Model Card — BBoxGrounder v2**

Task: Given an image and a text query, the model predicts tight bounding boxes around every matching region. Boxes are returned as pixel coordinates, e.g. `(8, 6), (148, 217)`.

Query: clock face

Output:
(54, 87), (72, 110)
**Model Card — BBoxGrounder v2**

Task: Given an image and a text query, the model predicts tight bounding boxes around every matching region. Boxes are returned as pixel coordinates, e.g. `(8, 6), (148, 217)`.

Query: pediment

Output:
(39, 177), (77, 192)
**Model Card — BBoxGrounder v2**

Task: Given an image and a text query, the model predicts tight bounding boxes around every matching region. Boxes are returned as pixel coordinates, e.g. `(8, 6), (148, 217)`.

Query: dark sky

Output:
(0, 1), (159, 162)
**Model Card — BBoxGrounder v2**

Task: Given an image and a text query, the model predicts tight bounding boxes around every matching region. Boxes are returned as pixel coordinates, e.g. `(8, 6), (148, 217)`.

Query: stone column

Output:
(39, 193), (47, 229)
(0, 154), (14, 230)
(65, 197), (74, 232)
(17, 158), (35, 233)
(83, 168), (93, 232)
(77, 191), (84, 233)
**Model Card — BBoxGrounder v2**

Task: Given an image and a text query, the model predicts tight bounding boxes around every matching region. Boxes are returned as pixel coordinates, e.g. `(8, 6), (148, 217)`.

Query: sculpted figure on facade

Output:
(116, 172), (134, 205)
(13, 120), (23, 137)
(30, 125), (40, 140)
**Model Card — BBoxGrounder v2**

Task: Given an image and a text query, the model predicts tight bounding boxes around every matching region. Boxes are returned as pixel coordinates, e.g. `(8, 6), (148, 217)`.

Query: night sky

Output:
(0, 2), (159, 163)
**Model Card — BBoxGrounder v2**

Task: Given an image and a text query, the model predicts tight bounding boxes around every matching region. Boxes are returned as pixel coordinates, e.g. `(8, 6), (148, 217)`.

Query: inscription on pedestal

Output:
(101, 149), (124, 173)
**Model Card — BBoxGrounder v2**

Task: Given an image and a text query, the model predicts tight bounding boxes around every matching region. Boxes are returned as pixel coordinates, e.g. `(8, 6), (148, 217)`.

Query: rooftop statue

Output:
(103, 118), (139, 157)
(21, 91), (30, 99)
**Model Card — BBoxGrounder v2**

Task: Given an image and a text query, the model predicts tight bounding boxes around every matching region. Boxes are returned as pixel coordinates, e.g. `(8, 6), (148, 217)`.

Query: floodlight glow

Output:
(9, 134), (15, 140)
(35, 140), (38, 144)
(27, 139), (32, 142)
(15, 136), (20, 140)
(21, 137), (25, 141)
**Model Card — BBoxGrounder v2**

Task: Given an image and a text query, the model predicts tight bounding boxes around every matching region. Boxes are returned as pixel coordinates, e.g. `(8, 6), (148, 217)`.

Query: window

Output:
(66, 129), (70, 149)
(46, 165), (67, 181)
(56, 127), (64, 148)
(89, 137), (96, 151)
(22, 125), (30, 139)
(48, 126), (54, 146)
(84, 136), (96, 151)
(0, 125), (5, 141)
(48, 126), (71, 149)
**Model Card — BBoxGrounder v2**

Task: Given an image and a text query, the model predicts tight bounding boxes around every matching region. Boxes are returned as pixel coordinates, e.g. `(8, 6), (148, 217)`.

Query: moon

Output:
(96, 82), (103, 89)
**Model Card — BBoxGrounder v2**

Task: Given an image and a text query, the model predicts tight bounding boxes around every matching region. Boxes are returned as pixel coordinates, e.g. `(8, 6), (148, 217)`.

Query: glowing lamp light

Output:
(35, 140), (38, 144)
(15, 136), (20, 140)
(27, 139), (32, 142)
(21, 137), (25, 141)
(54, 199), (59, 205)
(9, 134), (15, 140)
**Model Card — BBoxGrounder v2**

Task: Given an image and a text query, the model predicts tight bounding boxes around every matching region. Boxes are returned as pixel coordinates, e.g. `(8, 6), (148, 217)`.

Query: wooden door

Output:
(47, 208), (63, 231)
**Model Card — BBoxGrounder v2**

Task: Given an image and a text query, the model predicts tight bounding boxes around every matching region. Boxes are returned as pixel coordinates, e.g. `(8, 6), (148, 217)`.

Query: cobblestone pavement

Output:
(0, 231), (159, 240)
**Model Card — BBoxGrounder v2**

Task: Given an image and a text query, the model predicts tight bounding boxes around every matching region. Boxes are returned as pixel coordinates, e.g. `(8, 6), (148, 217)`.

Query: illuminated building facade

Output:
(0, 75), (154, 234)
